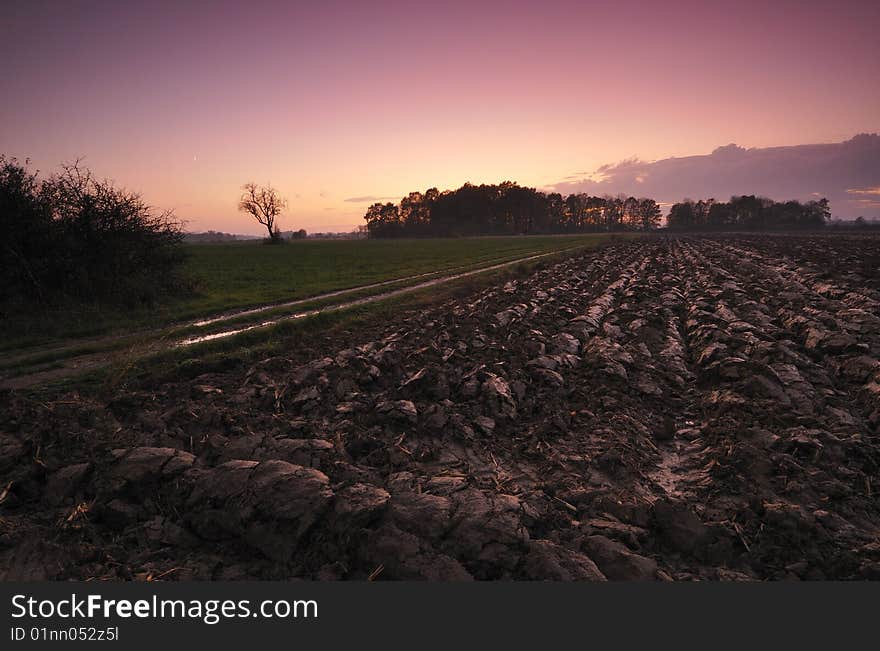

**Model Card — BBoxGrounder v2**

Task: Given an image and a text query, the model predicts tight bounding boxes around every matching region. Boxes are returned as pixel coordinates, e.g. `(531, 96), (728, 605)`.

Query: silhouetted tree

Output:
(364, 201), (402, 237)
(239, 183), (287, 242)
(636, 198), (662, 230)
(729, 195), (768, 229)
(804, 198), (831, 227)
(400, 191), (429, 234)
(604, 195), (624, 230)
(667, 200), (696, 229)
(693, 199), (713, 228)
(545, 193), (565, 233)
(707, 201), (732, 229)
(564, 193), (588, 231)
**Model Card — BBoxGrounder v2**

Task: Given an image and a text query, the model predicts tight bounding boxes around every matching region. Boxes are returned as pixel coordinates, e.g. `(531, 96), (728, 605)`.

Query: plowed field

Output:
(2, 234), (879, 581)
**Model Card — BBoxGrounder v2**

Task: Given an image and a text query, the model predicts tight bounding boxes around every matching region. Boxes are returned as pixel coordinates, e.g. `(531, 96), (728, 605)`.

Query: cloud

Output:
(343, 195), (400, 203)
(847, 186), (880, 196)
(549, 134), (880, 218)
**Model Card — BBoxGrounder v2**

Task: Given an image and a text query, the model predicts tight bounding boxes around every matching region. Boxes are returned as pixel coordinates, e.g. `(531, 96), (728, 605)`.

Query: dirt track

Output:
(0, 244), (590, 390)
(2, 234), (879, 581)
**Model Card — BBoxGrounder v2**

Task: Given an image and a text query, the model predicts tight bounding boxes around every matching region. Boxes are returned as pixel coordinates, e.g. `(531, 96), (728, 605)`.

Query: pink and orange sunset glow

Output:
(7, 0), (880, 609)
(2, 0), (879, 234)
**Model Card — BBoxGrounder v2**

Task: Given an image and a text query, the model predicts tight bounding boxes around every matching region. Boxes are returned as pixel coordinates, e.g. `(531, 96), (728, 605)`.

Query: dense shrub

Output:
(1, 157), (188, 308)
(0, 157), (54, 304)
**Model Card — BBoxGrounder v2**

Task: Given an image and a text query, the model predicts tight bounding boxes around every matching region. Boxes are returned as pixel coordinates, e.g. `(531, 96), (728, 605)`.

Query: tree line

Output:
(666, 196), (830, 230)
(364, 182), (834, 237)
(363, 182), (662, 237)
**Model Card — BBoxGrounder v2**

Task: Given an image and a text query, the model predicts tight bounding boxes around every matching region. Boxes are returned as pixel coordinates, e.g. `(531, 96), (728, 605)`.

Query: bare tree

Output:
(239, 183), (287, 241)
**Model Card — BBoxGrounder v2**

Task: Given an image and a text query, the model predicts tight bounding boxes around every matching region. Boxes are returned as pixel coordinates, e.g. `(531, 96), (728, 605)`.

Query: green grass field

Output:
(2, 234), (611, 352)
(13, 245), (584, 397)
(182, 235), (604, 316)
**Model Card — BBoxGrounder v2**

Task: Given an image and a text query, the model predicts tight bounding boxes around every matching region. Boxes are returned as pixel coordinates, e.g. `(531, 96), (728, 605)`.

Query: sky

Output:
(1, 0), (878, 234)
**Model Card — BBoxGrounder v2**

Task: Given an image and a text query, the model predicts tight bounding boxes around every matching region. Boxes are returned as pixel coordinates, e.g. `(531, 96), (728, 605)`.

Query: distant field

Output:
(3, 234), (612, 349)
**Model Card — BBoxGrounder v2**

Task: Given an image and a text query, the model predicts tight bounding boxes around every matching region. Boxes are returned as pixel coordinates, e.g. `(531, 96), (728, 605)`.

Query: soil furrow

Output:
(3, 235), (879, 581)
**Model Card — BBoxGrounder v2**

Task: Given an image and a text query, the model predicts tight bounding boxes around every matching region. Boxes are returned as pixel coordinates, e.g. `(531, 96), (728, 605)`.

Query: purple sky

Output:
(1, 0), (878, 233)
